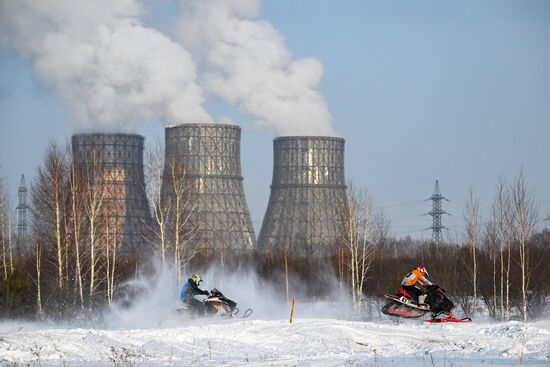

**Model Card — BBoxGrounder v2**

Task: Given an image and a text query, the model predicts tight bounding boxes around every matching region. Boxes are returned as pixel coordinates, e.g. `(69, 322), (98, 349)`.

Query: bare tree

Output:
(144, 142), (172, 265)
(491, 176), (513, 320)
(482, 218), (499, 318)
(341, 184), (375, 309)
(0, 175), (12, 280)
(52, 145), (66, 290)
(49, 142), (67, 290)
(68, 154), (86, 309)
(372, 210), (392, 256)
(464, 187), (480, 316)
(511, 169), (538, 322)
(31, 141), (68, 295)
(81, 150), (106, 309)
(168, 159), (198, 283)
(144, 142), (198, 283)
(144, 142), (199, 285)
(35, 239), (43, 318)
(104, 211), (121, 304)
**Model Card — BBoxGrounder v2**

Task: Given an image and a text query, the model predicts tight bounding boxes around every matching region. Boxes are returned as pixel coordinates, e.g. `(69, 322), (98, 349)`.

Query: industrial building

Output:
(71, 133), (151, 253)
(162, 123), (256, 261)
(258, 136), (348, 258)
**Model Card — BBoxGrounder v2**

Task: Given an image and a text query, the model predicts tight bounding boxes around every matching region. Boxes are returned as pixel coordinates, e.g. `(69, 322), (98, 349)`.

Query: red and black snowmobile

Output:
(382, 284), (471, 323)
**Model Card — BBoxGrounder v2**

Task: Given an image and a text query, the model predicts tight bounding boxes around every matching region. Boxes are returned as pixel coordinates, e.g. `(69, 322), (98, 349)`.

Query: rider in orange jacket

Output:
(400, 265), (433, 309)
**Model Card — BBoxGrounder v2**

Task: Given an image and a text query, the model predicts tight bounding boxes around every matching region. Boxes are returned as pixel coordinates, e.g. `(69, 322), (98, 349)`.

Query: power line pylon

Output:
(16, 174), (29, 241)
(426, 180), (449, 245)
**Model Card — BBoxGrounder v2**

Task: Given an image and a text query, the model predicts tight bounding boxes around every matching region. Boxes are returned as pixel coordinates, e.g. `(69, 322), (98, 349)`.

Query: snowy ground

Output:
(2, 268), (549, 366)
(1, 316), (550, 366)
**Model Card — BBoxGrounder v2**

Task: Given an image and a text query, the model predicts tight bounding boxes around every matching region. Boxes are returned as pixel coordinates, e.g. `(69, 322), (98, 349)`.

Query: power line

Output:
(374, 199), (427, 210)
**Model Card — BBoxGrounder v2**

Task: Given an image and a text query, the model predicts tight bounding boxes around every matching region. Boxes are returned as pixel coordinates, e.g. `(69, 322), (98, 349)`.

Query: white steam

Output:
(174, 0), (334, 136)
(0, 0), (211, 132)
(1, 0), (335, 136)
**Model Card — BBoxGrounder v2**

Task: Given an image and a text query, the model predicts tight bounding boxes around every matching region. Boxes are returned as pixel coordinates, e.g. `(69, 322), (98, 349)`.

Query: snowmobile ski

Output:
(241, 308), (253, 318)
(231, 307), (254, 318)
(425, 312), (472, 323)
(425, 317), (472, 323)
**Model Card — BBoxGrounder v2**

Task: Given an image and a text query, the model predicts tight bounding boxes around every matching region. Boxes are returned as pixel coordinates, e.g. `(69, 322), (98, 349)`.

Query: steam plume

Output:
(174, 0), (334, 136)
(0, 0), (334, 136)
(0, 0), (211, 132)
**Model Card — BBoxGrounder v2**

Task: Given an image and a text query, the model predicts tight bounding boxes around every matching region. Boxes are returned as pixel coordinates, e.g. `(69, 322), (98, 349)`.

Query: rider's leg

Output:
(189, 297), (204, 314)
(402, 285), (422, 304)
(417, 293), (429, 308)
(418, 294), (427, 305)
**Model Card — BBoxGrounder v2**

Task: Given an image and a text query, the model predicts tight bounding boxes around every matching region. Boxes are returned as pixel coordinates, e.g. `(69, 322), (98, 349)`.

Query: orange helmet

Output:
(417, 265), (429, 277)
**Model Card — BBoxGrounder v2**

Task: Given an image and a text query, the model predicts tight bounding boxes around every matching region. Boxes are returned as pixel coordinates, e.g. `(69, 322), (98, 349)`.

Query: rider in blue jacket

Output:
(180, 274), (209, 314)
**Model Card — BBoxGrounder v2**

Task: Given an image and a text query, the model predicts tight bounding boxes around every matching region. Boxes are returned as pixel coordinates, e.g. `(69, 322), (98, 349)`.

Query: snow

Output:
(1, 317), (550, 366)
(2, 267), (549, 365)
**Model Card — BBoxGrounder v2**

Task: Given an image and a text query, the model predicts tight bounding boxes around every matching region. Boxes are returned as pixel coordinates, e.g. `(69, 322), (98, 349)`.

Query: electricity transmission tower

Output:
(16, 174), (29, 241)
(426, 180), (449, 245)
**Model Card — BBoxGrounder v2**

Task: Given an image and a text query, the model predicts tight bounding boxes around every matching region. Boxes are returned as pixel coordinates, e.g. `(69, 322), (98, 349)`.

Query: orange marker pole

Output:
(289, 297), (295, 323)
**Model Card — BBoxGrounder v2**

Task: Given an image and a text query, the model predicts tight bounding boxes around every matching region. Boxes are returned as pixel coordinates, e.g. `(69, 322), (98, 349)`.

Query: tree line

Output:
(0, 140), (548, 321)
(256, 172), (549, 322)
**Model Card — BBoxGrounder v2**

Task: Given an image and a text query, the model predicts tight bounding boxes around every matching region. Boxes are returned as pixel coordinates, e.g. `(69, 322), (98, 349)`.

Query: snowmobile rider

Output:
(180, 274), (210, 313)
(400, 265), (433, 309)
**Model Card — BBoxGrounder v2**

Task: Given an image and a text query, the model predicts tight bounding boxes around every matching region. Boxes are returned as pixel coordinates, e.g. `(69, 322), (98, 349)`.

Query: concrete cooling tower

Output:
(71, 133), (152, 252)
(258, 136), (348, 258)
(162, 123), (256, 259)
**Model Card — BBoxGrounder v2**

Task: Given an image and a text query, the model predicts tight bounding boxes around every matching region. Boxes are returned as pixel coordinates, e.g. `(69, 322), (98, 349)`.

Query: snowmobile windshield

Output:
(210, 288), (223, 297)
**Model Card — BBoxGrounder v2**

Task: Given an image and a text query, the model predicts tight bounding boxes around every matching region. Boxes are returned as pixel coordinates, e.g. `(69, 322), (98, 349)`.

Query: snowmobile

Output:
(382, 284), (471, 323)
(177, 288), (253, 318)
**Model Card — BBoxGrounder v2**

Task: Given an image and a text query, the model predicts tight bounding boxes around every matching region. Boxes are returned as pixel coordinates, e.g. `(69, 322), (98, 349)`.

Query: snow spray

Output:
(105, 258), (356, 329)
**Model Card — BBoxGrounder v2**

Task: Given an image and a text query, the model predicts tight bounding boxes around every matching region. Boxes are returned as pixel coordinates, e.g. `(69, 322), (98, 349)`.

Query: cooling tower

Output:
(162, 123), (256, 258)
(258, 137), (348, 258)
(71, 133), (151, 252)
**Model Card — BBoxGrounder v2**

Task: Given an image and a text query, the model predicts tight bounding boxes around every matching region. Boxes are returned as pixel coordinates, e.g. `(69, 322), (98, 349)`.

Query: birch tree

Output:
(144, 143), (171, 265)
(464, 187), (480, 316)
(511, 170), (538, 322)
(341, 184), (375, 309)
(491, 176), (514, 320)
(68, 155), (85, 309)
(34, 239), (43, 318)
(82, 151), (105, 309)
(372, 210), (392, 257)
(0, 176), (12, 280)
(104, 210), (121, 304)
(168, 159), (197, 283)
(483, 219), (499, 318)
(48, 142), (67, 290)
(31, 142), (68, 295)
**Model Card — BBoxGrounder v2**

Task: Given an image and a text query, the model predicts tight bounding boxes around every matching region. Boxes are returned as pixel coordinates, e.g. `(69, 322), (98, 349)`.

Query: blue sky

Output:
(1, 0), (549, 239)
